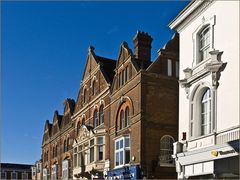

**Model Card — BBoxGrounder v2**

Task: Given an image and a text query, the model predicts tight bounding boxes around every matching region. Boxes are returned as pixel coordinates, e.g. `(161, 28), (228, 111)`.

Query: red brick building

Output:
(41, 31), (179, 179)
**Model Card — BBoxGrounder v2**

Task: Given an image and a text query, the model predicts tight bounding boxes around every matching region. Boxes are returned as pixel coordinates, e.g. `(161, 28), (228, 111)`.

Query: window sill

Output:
(188, 132), (215, 142)
(114, 163), (130, 169)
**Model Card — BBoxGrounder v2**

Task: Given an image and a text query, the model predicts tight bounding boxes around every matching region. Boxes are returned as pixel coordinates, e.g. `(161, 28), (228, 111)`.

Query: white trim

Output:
(192, 15), (216, 67)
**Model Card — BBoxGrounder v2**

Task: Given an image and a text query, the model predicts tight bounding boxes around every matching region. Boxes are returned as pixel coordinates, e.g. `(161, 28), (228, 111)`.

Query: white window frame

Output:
(115, 136), (130, 168)
(189, 83), (215, 138)
(200, 89), (212, 135)
(192, 15), (216, 67)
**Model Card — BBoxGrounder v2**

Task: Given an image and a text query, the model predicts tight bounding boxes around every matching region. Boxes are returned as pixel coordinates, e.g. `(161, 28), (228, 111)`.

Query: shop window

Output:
(159, 135), (174, 166)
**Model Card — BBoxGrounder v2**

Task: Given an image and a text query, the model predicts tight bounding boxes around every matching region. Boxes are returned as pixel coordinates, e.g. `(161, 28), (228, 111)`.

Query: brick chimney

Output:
(133, 31), (153, 69)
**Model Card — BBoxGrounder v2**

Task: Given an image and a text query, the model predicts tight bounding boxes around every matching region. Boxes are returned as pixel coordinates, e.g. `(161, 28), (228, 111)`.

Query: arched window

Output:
(77, 121), (81, 136)
(99, 105), (104, 125)
(83, 88), (87, 103)
(125, 107), (129, 127)
(199, 26), (210, 62)
(201, 88), (211, 135)
(92, 80), (96, 96)
(119, 110), (124, 130)
(159, 135), (175, 166)
(94, 110), (98, 128)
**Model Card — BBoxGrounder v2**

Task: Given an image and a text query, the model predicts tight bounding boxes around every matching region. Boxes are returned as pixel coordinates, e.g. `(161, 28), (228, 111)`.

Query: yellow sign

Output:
(211, 150), (219, 157)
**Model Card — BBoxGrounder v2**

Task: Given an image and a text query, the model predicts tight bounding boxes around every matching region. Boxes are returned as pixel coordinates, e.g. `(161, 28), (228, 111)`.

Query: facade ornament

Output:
(205, 50), (227, 88)
(179, 68), (193, 98)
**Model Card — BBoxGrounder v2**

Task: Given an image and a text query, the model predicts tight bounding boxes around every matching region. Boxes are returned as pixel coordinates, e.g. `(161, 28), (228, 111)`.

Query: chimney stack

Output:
(133, 31), (153, 69)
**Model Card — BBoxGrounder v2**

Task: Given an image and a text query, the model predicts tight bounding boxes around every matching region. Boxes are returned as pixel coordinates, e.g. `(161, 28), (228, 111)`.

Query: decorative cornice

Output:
(179, 50), (227, 97)
(174, 0), (215, 32)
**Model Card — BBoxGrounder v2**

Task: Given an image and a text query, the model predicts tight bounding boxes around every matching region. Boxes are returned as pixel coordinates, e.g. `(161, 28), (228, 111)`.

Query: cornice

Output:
(170, 0), (215, 32)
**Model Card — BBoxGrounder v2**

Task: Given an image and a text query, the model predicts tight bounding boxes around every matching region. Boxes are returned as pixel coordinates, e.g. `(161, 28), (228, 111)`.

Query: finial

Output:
(88, 46), (95, 54)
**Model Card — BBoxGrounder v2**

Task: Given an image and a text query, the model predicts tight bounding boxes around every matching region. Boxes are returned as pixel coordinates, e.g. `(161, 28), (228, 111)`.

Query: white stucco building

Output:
(169, 0), (239, 179)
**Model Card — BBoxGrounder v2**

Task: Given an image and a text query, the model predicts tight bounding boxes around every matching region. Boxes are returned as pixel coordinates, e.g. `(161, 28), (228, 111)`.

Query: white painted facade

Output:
(169, 0), (239, 179)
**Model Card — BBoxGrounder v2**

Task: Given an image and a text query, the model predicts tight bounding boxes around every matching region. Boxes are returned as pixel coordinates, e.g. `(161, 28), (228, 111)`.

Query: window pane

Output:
(125, 137), (130, 147)
(125, 107), (129, 127)
(97, 137), (103, 144)
(116, 141), (119, 150)
(120, 140), (123, 149)
(90, 139), (94, 146)
(99, 146), (103, 160)
(120, 151), (123, 165)
(90, 147), (94, 163)
(125, 150), (130, 164)
(116, 152), (119, 166)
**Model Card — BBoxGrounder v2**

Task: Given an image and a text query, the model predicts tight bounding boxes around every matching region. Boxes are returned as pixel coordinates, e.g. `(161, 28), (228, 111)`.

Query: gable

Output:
(116, 42), (133, 68)
(82, 46), (99, 81)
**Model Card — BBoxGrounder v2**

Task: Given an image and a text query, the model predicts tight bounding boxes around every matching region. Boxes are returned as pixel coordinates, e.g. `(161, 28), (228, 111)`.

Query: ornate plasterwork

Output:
(179, 50), (227, 98)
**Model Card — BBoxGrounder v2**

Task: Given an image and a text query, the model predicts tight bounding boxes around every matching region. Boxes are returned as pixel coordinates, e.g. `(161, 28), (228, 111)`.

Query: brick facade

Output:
(41, 31), (179, 179)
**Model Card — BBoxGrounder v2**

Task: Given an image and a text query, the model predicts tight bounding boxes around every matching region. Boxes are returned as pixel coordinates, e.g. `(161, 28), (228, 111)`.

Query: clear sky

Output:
(1, 1), (189, 164)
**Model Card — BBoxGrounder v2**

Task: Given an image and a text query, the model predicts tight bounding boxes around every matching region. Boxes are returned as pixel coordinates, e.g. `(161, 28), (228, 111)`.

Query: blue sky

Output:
(1, 1), (189, 164)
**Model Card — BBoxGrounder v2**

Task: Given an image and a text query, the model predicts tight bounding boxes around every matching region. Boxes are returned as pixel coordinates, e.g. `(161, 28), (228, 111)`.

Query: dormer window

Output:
(199, 26), (210, 62)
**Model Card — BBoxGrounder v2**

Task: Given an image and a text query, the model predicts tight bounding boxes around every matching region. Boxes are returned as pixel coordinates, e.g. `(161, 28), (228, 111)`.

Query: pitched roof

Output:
(95, 55), (116, 83)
